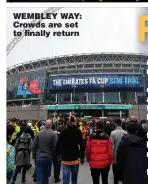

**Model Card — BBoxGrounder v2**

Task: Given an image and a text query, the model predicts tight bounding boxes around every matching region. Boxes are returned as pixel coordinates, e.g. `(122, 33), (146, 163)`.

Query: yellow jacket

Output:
(79, 125), (86, 140)
(11, 124), (20, 141)
(31, 125), (39, 136)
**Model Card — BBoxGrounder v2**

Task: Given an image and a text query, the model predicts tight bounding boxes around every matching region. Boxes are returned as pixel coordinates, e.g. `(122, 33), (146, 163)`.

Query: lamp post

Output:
(100, 85), (104, 103)
(54, 104), (58, 122)
(73, 85), (76, 103)
(72, 85), (76, 114)
(91, 98), (92, 104)
(135, 99), (140, 121)
(100, 85), (104, 117)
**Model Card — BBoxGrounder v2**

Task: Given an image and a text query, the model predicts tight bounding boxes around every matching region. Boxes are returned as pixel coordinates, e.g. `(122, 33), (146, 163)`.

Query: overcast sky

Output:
(7, 7), (148, 68)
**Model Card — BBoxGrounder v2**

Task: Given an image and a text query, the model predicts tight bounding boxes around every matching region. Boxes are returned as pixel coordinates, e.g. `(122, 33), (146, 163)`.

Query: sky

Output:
(7, 7), (148, 68)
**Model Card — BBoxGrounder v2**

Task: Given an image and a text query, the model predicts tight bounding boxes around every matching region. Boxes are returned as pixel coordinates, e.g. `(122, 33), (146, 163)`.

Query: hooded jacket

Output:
(116, 134), (148, 184)
(15, 132), (32, 166)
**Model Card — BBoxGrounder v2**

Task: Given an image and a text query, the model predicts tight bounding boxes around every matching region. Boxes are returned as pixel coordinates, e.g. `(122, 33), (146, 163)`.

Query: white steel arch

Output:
(7, 7), (62, 56)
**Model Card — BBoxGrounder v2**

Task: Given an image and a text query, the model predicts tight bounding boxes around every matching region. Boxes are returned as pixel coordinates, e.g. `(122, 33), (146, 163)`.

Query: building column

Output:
(55, 93), (58, 103)
(135, 92), (137, 102)
(86, 92), (88, 103)
(102, 92), (104, 103)
(71, 92), (72, 103)
(119, 92), (121, 102)
(94, 92), (96, 102)
(102, 109), (104, 117)
(120, 111), (122, 118)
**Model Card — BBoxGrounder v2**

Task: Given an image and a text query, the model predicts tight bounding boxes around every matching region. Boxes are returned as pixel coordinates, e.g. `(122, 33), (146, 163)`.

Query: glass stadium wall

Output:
(45, 73), (146, 120)
(7, 71), (147, 120)
(46, 89), (146, 119)
(7, 70), (48, 120)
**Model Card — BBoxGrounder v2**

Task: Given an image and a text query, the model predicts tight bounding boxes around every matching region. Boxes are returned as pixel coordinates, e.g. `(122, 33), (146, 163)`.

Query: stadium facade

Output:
(7, 53), (148, 120)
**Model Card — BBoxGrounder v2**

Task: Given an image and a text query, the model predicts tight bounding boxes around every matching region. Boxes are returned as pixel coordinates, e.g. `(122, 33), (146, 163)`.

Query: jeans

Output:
(112, 164), (119, 184)
(53, 158), (61, 181)
(7, 170), (13, 184)
(62, 164), (79, 184)
(36, 156), (52, 184)
(91, 166), (110, 184)
(12, 165), (27, 182)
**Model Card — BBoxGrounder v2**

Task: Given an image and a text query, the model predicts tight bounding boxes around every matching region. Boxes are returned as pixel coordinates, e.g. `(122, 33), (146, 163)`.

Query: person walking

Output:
(103, 120), (115, 136)
(31, 120), (39, 137)
(7, 125), (15, 184)
(9, 118), (20, 146)
(79, 122), (87, 149)
(142, 123), (148, 176)
(116, 123), (148, 184)
(56, 115), (85, 184)
(52, 122), (66, 183)
(53, 122), (66, 183)
(110, 119), (127, 184)
(11, 127), (32, 184)
(32, 119), (57, 184)
(86, 121), (113, 184)
(129, 116), (145, 138)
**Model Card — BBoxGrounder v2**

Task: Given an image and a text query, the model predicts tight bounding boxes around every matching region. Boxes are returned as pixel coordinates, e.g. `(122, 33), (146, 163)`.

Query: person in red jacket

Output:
(86, 121), (113, 184)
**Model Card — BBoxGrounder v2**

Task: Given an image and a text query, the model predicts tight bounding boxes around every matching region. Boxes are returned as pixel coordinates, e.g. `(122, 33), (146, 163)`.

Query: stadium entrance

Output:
(47, 104), (131, 118)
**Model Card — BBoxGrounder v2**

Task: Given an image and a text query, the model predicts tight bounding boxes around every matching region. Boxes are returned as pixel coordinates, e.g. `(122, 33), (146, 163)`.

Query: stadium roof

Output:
(7, 52), (148, 75)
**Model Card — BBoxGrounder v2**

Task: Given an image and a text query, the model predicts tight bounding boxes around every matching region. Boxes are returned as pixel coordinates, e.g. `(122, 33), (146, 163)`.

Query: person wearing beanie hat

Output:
(56, 115), (85, 184)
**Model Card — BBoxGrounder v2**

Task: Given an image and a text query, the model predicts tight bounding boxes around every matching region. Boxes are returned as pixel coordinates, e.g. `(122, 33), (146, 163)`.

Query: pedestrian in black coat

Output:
(103, 121), (115, 136)
(142, 123), (148, 169)
(116, 123), (148, 184)
(129, 116), (145, 138)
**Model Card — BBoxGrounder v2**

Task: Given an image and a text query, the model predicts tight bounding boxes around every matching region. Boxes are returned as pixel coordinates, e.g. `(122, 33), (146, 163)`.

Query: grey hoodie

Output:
(14, 133), (32, 166)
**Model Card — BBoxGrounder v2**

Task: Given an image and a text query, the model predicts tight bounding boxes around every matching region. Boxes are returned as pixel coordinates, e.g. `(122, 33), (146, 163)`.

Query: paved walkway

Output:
(15, 161), (114, 184)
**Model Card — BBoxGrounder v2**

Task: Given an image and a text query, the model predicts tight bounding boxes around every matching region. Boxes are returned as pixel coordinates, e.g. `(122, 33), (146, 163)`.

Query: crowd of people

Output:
(6, 116), (148, 184)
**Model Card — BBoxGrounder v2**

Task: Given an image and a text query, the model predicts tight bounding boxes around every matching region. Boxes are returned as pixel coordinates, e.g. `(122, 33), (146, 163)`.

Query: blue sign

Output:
(49, 74), (144, 89)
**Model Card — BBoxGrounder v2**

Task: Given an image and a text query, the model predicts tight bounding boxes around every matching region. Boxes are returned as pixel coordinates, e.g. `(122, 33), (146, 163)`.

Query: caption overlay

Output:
(13, 13), (82, 38)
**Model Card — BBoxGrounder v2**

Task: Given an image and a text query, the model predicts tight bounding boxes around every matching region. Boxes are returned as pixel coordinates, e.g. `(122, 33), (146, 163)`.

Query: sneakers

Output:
(21, 180), (26, 184)
(11, 181), (15, 184)
(33, 178), (36, 182)
(55, 178), (61, 183)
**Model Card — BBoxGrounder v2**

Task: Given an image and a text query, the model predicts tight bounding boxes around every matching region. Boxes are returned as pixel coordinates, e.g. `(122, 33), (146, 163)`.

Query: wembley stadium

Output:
(7, 52), (148, 120)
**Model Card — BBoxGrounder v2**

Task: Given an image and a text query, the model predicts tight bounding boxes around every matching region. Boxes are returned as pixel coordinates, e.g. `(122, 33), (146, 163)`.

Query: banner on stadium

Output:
(49, 74), (144, 89)
(47, 104), (133, 110)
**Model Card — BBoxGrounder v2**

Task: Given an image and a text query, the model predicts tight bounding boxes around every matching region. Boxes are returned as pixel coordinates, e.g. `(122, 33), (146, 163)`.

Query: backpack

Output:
(16, 135), (31, 153)
(7, 142), (15, 172)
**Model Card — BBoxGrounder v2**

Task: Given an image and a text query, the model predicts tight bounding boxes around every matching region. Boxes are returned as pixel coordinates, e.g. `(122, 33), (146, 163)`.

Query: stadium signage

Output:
(47, 104), (133, 110)
(49, 74), (143, 89)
